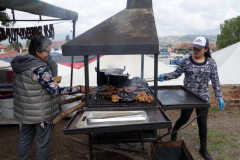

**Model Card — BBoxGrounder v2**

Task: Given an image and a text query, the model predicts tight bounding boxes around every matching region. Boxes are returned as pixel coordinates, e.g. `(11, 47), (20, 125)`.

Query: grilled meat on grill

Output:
(119, 97), (136, 103)
(112, 95), (120, 102)
(98, 91), (120, 95)
(146, 95), (154, 103)
(102, 94), (112, 100)
(104, 85), (118, 92)
(133, 91), (148, 94)
(123, 86), (137, 93)
(138, 88), (147, 91)
(135, 92), (153, 103)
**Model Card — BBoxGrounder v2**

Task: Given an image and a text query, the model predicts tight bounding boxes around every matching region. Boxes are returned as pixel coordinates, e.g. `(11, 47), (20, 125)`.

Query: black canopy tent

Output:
(0, 0), (78, 86)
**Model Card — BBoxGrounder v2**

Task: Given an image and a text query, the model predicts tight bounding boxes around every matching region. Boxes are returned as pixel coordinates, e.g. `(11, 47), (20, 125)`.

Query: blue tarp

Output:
(159, 52), (170, 56)
(0, 57), (13, 63)
(51, 52), (62, 57)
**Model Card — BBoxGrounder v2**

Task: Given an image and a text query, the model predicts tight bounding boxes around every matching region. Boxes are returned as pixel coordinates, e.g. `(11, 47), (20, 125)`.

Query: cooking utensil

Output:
(95, 66), (126, 85)
(142, 77), (159, 82)
(108, 73), (129, 87)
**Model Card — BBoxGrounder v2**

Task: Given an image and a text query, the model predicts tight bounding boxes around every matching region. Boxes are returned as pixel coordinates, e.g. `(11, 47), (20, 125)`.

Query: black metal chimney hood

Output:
(62, 0), (159, 56)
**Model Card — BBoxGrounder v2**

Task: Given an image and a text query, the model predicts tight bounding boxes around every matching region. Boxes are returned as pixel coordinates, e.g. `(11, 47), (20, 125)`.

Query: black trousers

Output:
(172, 108), (209, 145)
(17, 123), (53, 160)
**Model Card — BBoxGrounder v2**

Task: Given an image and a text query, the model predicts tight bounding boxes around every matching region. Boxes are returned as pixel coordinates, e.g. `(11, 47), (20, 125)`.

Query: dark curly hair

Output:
(28, 36), (52, 55)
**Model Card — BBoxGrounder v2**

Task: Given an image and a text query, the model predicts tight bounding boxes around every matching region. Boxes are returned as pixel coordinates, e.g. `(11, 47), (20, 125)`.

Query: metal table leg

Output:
(89, 135), (93, 160)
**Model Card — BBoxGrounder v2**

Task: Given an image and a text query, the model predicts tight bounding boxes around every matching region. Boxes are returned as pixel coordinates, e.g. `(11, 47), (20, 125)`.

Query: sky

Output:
(1, 0), (240, 44)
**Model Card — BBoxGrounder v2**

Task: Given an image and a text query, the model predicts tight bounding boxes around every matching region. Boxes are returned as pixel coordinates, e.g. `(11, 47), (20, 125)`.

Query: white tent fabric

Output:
(57, 63), (77, 77)
(0, 60), (11, 68)
(59, 55), (184, 87)
(0, 0), (78, 20)
(211, 42), (240, 84)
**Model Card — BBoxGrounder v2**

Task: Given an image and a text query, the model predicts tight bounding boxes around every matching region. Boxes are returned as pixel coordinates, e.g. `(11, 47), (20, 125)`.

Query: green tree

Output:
(181, 49), (188, 55)
(0, 11), (15, 27)
(8, 42), (22, 52)
(217, 16), (240, 49)
(26, 39), (31, 48)
(165, 44), (173, 48)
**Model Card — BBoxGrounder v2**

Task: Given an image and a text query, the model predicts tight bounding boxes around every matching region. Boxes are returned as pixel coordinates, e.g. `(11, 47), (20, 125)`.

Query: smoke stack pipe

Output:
(126, 0), (152, 9)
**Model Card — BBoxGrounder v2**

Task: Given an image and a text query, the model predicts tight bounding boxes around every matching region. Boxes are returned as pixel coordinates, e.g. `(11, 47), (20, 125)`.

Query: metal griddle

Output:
(64, 106), (171, 135)
(150, 85), (210, 110)
(76, 111), (149, 128)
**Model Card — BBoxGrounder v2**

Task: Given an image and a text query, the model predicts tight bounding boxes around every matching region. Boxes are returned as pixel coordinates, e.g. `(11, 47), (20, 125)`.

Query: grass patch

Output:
(217, 157), (240, 160)
(189, 130), (240, 154)
(209, 106), (219, 113)
(226, 107), (233, 111)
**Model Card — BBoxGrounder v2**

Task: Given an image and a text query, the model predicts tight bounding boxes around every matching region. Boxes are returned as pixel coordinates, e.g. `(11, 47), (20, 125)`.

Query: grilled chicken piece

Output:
(135, 92), (147, 102)
(146, 95), (154, 103)
(111, 95), (120, 103)
(104, 85), (118, 92)
(138, 88), (147, 91)
(133, 91), (148, 94)
(135, 92), (153, 103)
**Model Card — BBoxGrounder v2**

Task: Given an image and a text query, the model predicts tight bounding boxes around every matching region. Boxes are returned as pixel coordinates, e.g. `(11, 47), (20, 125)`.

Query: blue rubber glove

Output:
(218, 99), (225, 110)
(158, 74), (165, 82)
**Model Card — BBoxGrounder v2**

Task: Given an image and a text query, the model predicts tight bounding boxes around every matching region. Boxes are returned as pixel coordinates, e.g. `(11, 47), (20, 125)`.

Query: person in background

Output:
(158, 37), (225, 160)
(46, 55), (58, 77)
(11, 35), (93, 160)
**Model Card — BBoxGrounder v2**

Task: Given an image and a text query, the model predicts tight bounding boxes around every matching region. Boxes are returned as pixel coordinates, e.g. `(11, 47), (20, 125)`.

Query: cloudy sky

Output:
(2, 0), (240, 43)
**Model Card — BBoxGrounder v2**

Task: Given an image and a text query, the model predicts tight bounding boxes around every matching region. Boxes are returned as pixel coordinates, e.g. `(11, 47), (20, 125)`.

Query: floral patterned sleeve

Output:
(32, 67), (81, 95)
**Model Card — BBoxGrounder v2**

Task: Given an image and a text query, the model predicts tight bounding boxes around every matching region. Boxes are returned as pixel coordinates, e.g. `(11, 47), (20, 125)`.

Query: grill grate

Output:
(90, 81), (154, 108)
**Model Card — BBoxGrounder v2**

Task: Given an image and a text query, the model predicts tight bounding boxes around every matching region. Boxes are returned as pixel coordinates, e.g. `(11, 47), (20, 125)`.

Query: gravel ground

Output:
(0, 107), (239, 160)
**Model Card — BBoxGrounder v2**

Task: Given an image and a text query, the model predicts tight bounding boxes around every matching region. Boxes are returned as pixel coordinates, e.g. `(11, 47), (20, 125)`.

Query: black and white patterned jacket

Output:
(165, 56), (222, 102)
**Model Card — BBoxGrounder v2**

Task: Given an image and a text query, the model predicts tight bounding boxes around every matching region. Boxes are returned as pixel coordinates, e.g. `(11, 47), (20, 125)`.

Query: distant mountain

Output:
(159, 35), (217, 47)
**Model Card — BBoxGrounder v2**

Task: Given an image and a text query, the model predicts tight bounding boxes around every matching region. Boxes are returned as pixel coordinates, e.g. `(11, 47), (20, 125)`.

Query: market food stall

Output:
(62, 0), (209, 159)
(0, 0), (78, 124)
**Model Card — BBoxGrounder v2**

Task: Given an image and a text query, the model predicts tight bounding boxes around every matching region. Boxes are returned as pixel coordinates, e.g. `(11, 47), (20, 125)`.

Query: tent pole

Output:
(154, 54), (158, 106)
(70, 20), (76, 87)
(141, 54), (144, 79)
(11, 9), (15, 20)
(97, 55), (100, 86)
(2, 19), (70, 21)
(84, 55), (90, 107)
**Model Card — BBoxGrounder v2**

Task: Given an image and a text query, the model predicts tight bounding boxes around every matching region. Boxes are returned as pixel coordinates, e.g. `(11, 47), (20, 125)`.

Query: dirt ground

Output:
(0, 107), (240, 160)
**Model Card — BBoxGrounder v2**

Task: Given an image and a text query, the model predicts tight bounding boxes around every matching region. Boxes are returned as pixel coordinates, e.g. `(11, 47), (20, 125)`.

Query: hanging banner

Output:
(0, 24), (54, 43)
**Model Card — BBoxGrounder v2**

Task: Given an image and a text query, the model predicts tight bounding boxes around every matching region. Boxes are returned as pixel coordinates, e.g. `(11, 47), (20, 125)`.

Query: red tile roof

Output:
(4, 50), (20, 54)
(209, 44), (217, 50)
(0, 54), (14, 58)
(51, 41), (66, 49)
(173, 42), (192, 50)
(0, 44), (7, 49)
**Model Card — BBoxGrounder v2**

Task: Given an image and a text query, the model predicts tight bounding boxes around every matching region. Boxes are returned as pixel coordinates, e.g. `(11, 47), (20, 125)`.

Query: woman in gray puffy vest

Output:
(11, 36), (93, 160)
